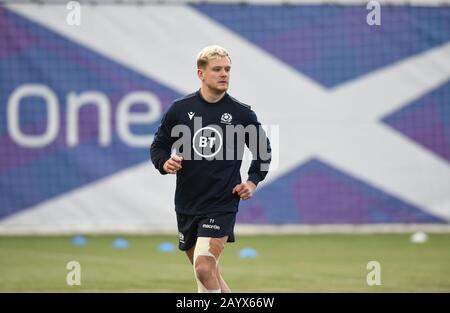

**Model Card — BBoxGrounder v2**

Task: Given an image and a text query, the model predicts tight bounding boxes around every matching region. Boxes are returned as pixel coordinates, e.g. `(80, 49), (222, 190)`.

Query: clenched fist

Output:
(163, 155), (183, 174)
(232, 181), (257, 200)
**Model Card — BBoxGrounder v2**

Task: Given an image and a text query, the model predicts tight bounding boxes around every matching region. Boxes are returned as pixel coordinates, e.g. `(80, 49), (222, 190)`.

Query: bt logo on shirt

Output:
(171, 116), (272, 170)
(194, 126), (223, 158)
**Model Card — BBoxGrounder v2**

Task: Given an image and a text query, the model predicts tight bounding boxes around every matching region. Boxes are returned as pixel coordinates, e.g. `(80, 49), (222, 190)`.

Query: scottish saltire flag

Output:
(0, 2), (449, 233)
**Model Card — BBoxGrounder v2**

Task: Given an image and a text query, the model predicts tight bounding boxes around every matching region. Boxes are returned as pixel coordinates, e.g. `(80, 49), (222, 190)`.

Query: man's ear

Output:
(197, 68), (204, 81)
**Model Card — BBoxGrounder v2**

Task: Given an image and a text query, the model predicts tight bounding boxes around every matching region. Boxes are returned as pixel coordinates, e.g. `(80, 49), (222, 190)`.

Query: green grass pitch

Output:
(0, 234), (449, 292)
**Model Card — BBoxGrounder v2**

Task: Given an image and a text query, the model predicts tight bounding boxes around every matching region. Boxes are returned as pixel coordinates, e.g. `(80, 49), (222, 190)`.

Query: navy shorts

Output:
(176, 211), (236, 251)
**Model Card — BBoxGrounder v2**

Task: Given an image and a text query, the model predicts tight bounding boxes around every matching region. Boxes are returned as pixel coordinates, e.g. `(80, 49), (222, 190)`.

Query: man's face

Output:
(198, 57), (231, 94)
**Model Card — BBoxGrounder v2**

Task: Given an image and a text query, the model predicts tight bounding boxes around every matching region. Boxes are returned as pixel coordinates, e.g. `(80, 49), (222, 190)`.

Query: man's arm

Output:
(233, 110), (272, 200)
(246, 110), (272, 186)
(150, 105), (178, 175)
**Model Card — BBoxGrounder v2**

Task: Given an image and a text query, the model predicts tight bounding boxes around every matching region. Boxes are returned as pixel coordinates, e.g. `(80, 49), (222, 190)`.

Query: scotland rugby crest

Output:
(220, 113), (232, 124)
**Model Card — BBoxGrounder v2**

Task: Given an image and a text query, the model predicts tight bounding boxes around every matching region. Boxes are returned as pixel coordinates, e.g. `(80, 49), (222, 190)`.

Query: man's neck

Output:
(200, 87), (226, 103)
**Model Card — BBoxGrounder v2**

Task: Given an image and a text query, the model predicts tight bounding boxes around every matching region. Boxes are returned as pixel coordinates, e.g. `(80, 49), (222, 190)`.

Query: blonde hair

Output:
(196, 45), (231, 69)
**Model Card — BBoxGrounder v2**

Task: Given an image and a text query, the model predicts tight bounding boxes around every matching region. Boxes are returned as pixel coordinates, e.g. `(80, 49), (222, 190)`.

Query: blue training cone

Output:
(112, 238), (129, 249)
(239, 247), (258, 259)
(71, 235), (87, 246)
(158, 242), (175, 253)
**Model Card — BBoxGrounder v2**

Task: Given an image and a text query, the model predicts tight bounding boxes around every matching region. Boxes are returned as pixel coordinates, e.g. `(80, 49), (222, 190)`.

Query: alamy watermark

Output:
(366, 261), (382, 286)
(66, 1), (81, 26)
(170, 116), (277, 172)
(66, 260), (81, 286)
(366, 1), (381, 26)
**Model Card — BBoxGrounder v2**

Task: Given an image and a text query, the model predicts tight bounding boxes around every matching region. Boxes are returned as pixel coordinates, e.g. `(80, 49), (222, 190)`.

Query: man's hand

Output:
(232, 181), (257, 200)
(163, 155), (183, 174)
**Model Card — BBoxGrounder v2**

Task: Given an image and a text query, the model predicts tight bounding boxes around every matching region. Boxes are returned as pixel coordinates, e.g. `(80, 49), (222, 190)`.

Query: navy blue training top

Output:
(150, 90), (271, 215)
